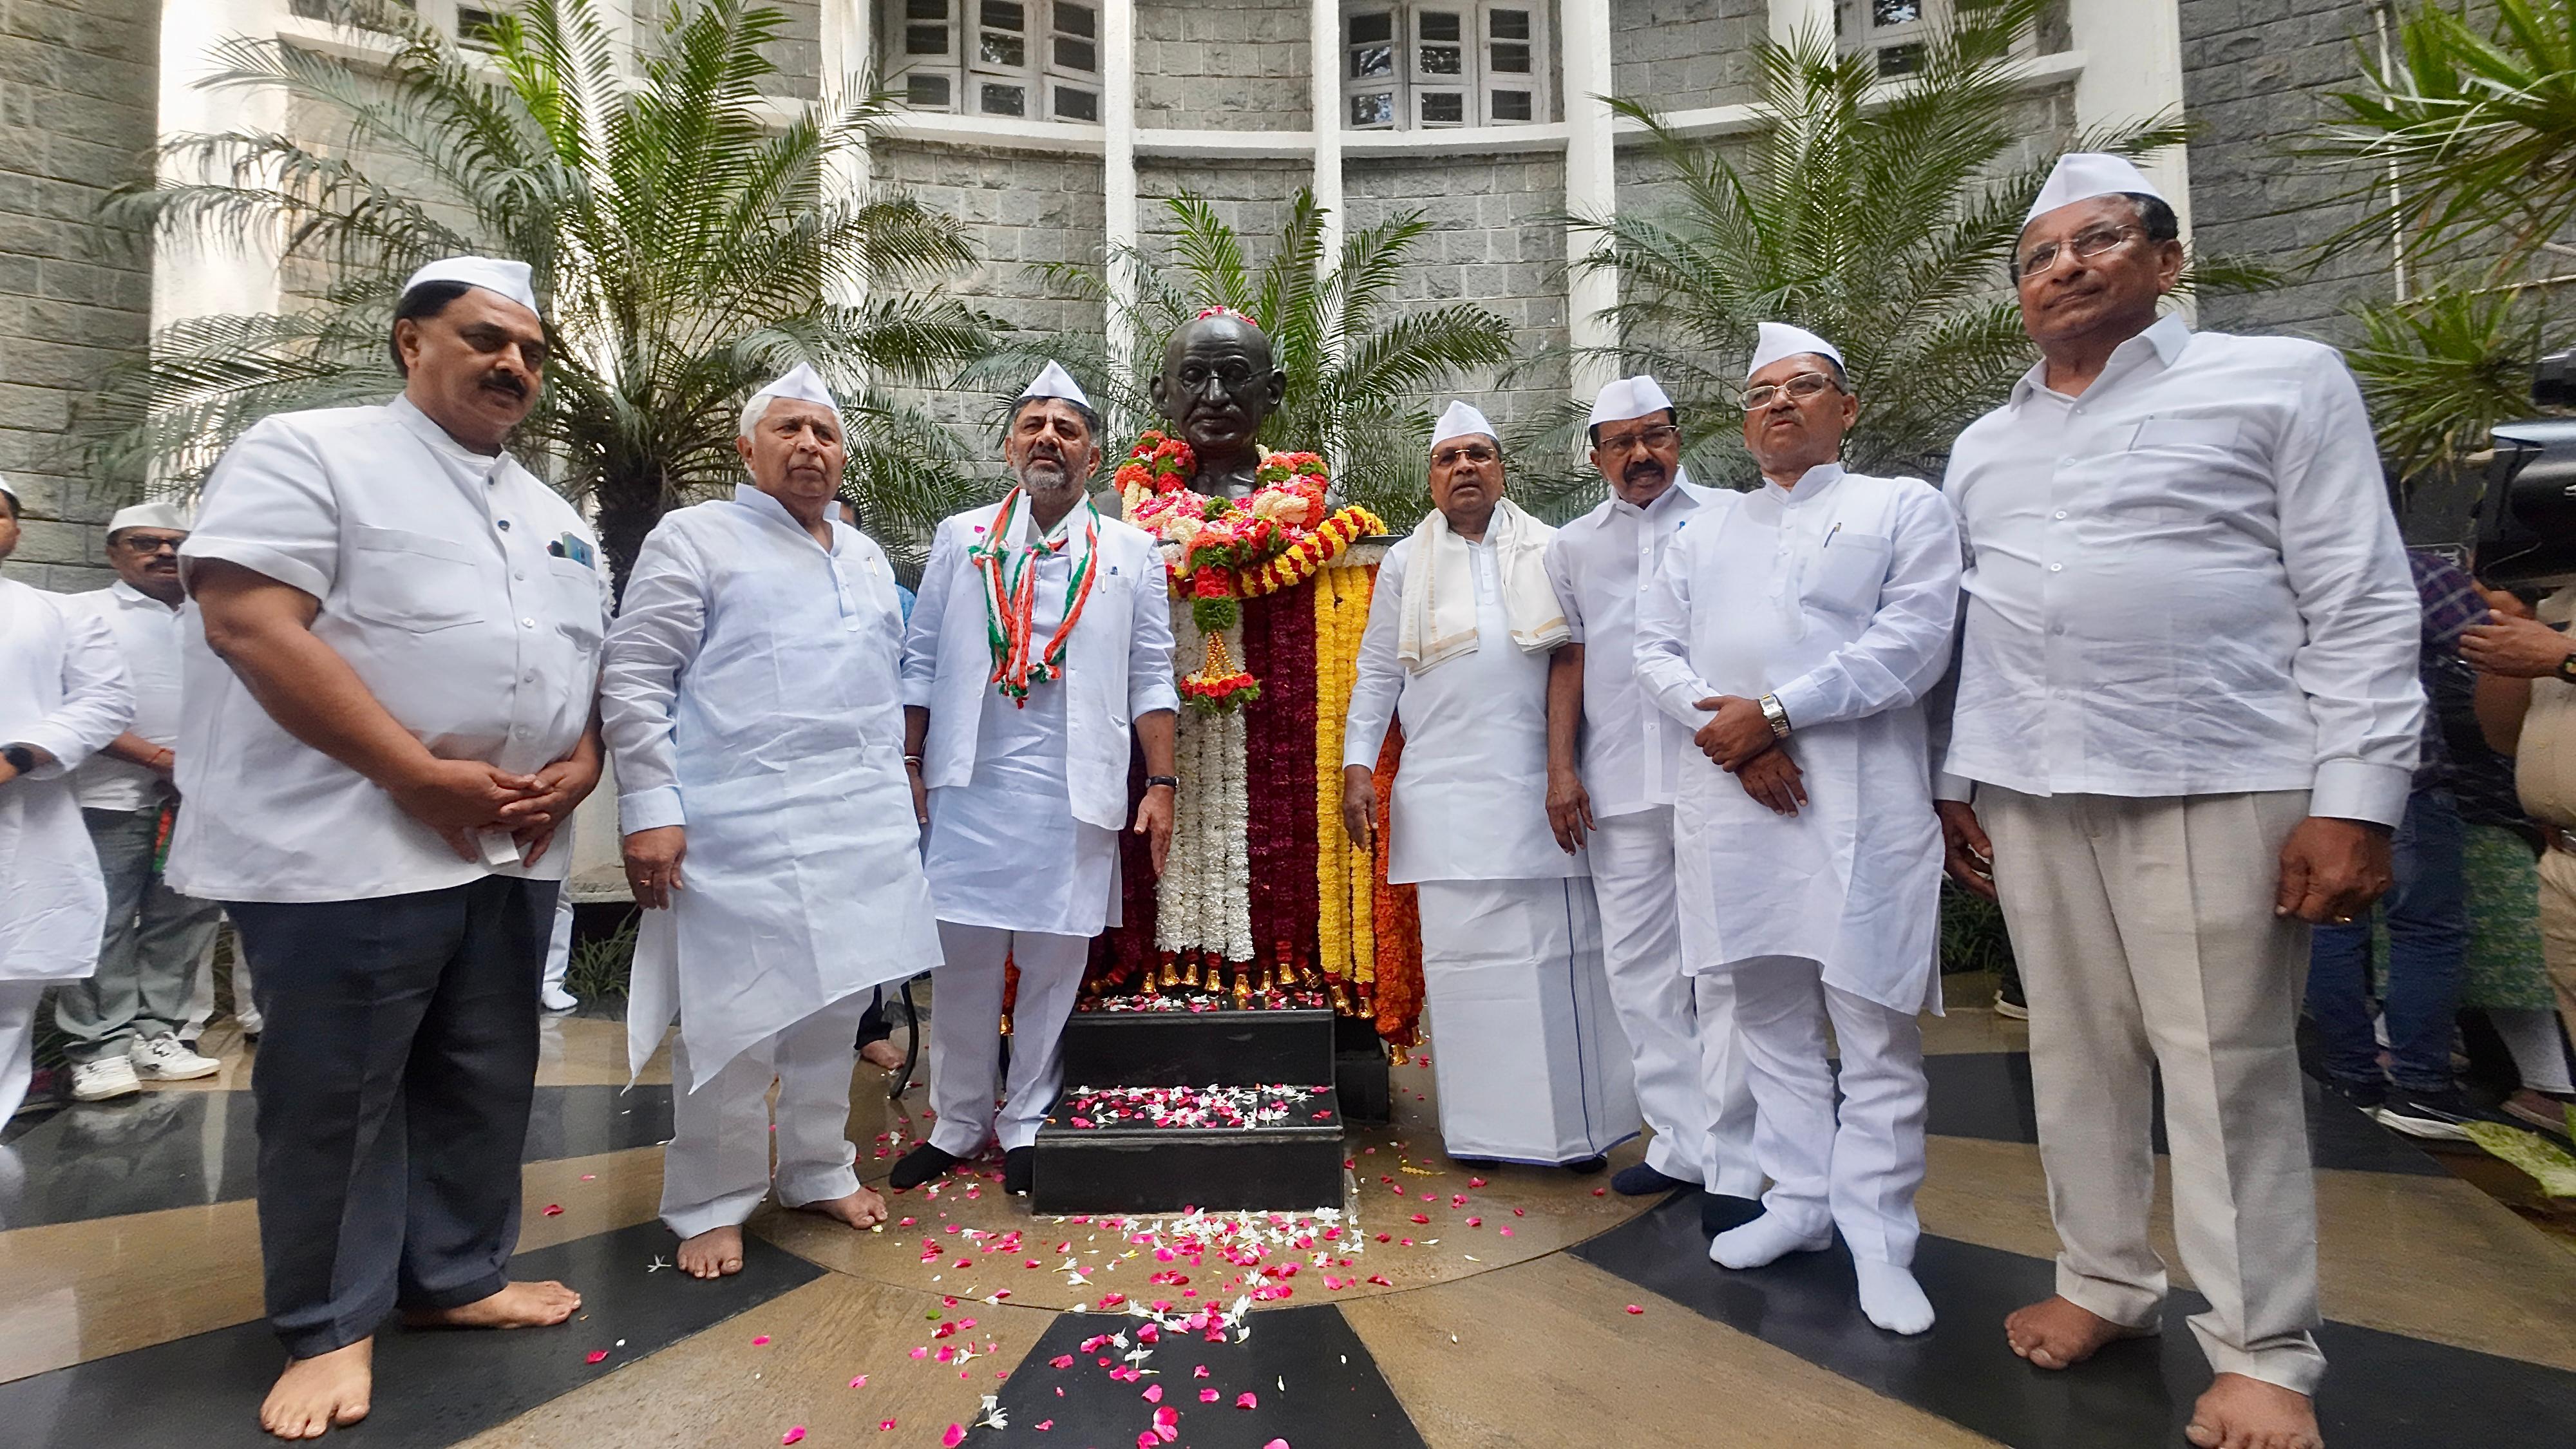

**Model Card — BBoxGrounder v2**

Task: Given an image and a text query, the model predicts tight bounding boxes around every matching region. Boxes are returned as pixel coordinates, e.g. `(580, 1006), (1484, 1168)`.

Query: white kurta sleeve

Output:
(1126, 550), (1180, 719)
(1634, 531), (1717, 729)
(2276, 354), (2424, 828)
(1768, 483), (1964, 732)
(178, 417), (339, 601)
(1341, 542), (1408, 771)
(600, 521), (707, 834)
(902, 520), (961, 711)
(1542, 531), (1585, 644)
(20, 606), (132, 778)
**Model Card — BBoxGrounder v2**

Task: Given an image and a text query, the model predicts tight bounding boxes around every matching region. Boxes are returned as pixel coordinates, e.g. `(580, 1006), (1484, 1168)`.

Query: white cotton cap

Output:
(752, 362), (840, 417)
(106, 501), (190, 536)
(1430, 399), (1498, 448)
(1587, 375), (1676, 428)
(1748, 322), (1846, 381)
(1019, 359), (1093, 410)
(399, 255), (540, 317)
(2024, 152), (2166, 229)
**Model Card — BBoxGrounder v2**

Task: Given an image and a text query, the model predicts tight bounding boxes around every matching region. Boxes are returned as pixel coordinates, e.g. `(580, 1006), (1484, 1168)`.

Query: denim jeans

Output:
(2305, 786), (2467, 1094)
(56, 806), (223, 1063)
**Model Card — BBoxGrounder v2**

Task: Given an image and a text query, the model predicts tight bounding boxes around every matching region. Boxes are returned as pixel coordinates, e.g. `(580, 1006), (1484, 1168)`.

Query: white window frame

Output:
(1837, 0), (2033, 79)
(1341, 2), (1549, 132)
(1341, 5), (1402, 131)
(888, 0), (965, 113)
(1477, 1), (1545, 127)
(884, 0), (1101, 125)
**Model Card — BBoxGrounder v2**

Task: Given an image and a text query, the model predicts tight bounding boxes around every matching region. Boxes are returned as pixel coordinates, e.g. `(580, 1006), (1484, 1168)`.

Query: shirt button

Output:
(2053, 511), (2067, 520)
(2048, 563), (2064, 573)
(522, 618), (537, 628)
(515, 571), (526, 581)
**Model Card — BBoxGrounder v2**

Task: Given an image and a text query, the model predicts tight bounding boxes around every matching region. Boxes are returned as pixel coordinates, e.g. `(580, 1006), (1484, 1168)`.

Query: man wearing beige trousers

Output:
(1933, 154), (2422, 1449)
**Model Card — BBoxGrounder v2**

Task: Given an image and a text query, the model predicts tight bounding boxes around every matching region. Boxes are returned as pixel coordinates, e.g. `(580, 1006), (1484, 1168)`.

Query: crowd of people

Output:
(2, 150), (2573, 1449)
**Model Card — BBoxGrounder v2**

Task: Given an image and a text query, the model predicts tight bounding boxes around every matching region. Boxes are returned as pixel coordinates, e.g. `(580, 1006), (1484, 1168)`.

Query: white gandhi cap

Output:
(399, 255), (540, 316)
(1747, 322), (1846, 381)
(2024, 152), (2166, 229)
(1587, 375), (1676, 428)
(1430, 399), (1499, 448)
(1019, 360), (1094, 411)
(107, 500), (191, 536)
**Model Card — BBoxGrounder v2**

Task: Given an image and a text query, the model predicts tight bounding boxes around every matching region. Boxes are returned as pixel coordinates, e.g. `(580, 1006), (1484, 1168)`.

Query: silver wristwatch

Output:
(1757, 694), (1792, 739)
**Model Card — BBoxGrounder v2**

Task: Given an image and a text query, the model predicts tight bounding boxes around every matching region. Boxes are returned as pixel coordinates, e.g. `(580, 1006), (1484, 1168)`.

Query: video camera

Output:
(2475, 347), (2576, 588)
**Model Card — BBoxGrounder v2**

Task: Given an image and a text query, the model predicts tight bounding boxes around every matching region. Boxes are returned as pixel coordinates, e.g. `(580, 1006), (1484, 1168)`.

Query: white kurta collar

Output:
(2010, 312), (2193, 407)
(729, 480), (839, 553)
(1761, 460), (1846, 503)
(388, 393), (508, 466)
(108, 579), (179, 613)
(1607, 475), (1697, 520)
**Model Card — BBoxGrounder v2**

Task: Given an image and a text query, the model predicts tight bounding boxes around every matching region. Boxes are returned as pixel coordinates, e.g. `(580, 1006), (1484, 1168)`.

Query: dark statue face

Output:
(1149, 316), (1288, 471)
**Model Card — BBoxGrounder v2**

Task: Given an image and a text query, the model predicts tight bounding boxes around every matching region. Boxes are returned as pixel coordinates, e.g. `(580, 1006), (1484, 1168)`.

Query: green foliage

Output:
(1562, 0), (2237, 492)
(564, 910), (639, 1003)
(1937, 879), (2016, 976)
(2344, 282), (2566, 493)
(90, 0), (997, 583)
(1032, 188), (1520, 529)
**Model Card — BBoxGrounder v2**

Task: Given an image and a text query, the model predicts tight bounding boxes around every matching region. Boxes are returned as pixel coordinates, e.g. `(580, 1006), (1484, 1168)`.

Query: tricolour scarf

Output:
(970, 488), (1101, 705)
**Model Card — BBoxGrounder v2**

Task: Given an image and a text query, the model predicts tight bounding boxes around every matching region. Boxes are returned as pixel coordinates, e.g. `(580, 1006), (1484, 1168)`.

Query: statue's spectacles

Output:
(1432, 443), (1499, 468)
(1596, 424), (1680, 455)
(1740, 373), (1842, 412)
(1176, 361), (1259, 390)
(2014, 223), (2141, 279)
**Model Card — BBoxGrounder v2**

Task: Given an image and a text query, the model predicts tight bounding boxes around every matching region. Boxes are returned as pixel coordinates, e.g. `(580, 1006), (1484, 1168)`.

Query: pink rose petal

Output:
(542, 1204), (564, 1217)
(1200, 1388), (1221, 1403)
(585, 1350), (608, 1365)
(849, 1375), (868, 1388)
(942, 1426), (967, 1448)
(782, 1430), (806, 1446)
(752, 1335), (772, 1346)
(1142, 1383), (1164, 1403)
(878, 1419), (898, 1432)
(1625, 1303), (1644, 1314)
(1235, 1392), (1258, 1409)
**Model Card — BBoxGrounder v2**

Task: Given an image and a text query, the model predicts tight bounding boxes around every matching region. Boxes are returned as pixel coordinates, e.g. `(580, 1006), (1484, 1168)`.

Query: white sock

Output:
(1853, 1257), (1935, 1336)
(1709, 1211), (1830, 1270)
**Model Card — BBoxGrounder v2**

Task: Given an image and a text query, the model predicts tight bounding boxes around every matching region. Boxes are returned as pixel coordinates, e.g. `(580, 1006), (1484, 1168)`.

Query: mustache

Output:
(1621, 458), (1668, 484)
(478, 370), (528, 401)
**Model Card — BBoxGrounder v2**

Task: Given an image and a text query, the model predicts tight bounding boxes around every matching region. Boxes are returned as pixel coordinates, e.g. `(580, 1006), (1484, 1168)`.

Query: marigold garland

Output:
(1371, 721), (1423, 1048)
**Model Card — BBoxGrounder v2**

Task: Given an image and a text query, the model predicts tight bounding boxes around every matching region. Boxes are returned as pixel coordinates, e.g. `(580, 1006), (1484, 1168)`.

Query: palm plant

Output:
(2343, 281), (2564, 496)
(1032, 188), (1520, 529)
(1564, 0), (2231, 491)
(92, 0), (996, 585)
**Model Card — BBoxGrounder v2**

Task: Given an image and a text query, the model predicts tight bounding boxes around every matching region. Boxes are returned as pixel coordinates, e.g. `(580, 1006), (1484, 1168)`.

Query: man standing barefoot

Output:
(172, 258), (603, 1438)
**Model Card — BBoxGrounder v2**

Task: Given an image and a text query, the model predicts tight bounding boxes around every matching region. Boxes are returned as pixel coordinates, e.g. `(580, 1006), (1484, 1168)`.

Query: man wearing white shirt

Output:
(1936, 156), (2420, 1449)
(1637, 325), (1960, 1336)
(1542, 376), (1758, 1202)
(606, 365), (943, 1278)
(56, 502), (224, 1100)
(173, 257), (604, 1439)
(889, 363), (1179, 1198)
(0, 475), (133, 1126)
(1344, 402), (1640, 1171)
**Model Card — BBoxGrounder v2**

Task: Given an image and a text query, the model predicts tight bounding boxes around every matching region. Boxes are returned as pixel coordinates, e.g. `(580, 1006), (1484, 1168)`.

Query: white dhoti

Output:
(1591, 808), (1759, 1193)
(927, 923), (1091, 1155)
(660, 992), (870, 1240)
(1726, 954), (1927, 1265)
(0, 980), (49, 1125)
(1416, 877), (1640, 1164)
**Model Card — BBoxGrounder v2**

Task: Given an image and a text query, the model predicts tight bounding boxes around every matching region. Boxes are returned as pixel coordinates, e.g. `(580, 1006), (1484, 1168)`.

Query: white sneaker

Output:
(129, 1033), (222, 1081)
(540, 985), (579, 1014)
(71, 1056), (142, 1101)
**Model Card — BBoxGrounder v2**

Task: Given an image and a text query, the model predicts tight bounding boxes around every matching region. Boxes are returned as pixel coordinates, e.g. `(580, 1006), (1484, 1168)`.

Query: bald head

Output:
(1151, 314), (1288, 466)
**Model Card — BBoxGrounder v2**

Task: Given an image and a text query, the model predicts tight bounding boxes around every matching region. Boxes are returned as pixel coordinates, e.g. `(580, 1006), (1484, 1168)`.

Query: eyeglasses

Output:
(1431, 443), (1499, 469)
(1595, 424), (1680, 455)
(2014, 223), (2141, 279)
(1740, 372), (1842, 412)
(114, 535), (184, 554)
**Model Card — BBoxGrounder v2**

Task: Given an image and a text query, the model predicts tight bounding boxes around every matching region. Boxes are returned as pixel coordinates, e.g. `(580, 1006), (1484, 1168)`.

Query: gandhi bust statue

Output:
(1148, 309), (1291, 498)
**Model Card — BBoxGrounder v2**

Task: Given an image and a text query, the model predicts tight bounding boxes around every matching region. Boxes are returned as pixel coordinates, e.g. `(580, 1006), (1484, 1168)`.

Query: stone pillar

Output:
(1768, 0), (1835, 43)
(2064, 0), (2192, 242)
(819, 0), (873, 310)
(1103, 0), (1141, 390)
(155, 1), (285, 336)
(1309, 0), (1344, 308)
(1562, 0), (1617, 402)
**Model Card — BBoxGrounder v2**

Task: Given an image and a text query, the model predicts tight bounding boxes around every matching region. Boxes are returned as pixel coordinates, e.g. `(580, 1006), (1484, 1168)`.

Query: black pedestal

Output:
(1057, 1007), (1334, 1088)
(1029, 1087), (1347, 1213)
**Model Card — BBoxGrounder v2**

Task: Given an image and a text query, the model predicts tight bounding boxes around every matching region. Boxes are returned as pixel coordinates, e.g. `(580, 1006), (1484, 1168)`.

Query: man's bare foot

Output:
(2185, 1373), (2323, 1449)
(401, 1279), (582, 1329)
(678, 1224), (746, 1278)
(859, 1039), (905, 1070)
(2004, 1294), (2151, 1369)
(797, 1185), (891, 1230)
(260, 1338), (372, 1440)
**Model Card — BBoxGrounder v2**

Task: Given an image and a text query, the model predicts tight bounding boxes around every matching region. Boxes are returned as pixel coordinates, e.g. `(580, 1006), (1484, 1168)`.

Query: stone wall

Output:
(1611, 0), (1766, 113)
(1136, 155), (1308, 256)
(1135, 0), (1309, 131)
(0, 0), (158, 592)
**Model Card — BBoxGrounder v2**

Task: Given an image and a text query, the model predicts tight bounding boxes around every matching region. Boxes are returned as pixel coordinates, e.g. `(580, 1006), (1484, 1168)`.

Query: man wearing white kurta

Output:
(1638, 325), (1960, 1336)
(1936, 156), (2420, 1449)
(1345, 402), (1640, 1170)
(0, 476), (133, 1126)
(173, 258), (600, 1438)
(1542, 376), (1759, 1202)
(605, 365), (943, 1278)
(57, 502), (225, 1099)
(891, 363), (1180, 1197)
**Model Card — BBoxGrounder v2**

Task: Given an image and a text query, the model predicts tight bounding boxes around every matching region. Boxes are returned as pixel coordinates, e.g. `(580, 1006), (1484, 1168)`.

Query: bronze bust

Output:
(1147, 310), (1291, 498)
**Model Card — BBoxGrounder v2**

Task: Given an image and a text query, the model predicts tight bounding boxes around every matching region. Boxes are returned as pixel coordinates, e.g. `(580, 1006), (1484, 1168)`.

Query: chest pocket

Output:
(346, 526), (488, 632)
(2112, 417), (2244, 527)
(548, 557), (605, 650)
(1803, 532), (1891, 616)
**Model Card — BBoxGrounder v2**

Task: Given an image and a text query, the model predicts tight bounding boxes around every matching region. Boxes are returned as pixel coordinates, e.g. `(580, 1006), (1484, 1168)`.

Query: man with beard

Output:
(1344, 401), (1640, 1171)
(57, 502), (226, 1099)
(1541, 376), (1759, 1203)
(606, 364), (943, 1276)
(889, 363), (1179, 1197)
(171, 257), (605, 1439)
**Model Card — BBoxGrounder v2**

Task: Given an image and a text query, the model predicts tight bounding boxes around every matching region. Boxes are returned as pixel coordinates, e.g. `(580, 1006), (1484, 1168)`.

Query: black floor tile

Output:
(1574, 1192), (2576, 1449)
(965, 1303), (1426, 1448)
(0, 1084), (676, 1229)
(0, 1220), (820, 1449)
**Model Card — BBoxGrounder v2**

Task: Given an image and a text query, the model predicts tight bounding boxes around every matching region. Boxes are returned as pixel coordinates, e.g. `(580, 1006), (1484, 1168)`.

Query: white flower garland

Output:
(1152, 609), (1254, 961)
(1218, 697), (1253, 963)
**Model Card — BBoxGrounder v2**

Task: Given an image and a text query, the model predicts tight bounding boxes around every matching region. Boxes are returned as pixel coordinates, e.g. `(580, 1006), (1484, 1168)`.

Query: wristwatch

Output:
(1757, 694), (1792, 740)
(2556, 652), (2576, 684)
(0, 743), (35, 776)
(1144, 774), (1180, 790)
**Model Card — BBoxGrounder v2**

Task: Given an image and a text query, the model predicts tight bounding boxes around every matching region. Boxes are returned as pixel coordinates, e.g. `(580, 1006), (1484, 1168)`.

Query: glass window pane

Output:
(1349, 91), (1395, 127)
(981, 31), (1026, 64)
(1489, 9), (1530, 40)
(1419, 43), (1463, 75)
(1419, 12), (1462, 42)
(907, 0), (948, 17)
(1420, 90), (1464, 124)
(1490, 41), (1530, 73)
(1351, 43), (1394, 78)
(1873, 0), (1923, 24)
(907, 72), (952, 108)
(1490, 88), (1532, 122)
(982, 1), (1025, 30)
(1350, 13), (1392, 44)
(906, 23), (949, 54)
(1056, 1), (1095, 37)
(1054, 36), (1095, 70)
(980, 80), (1027, 115)
(1876, 43), (1924, 75)
(1055, 84), (1099, 121)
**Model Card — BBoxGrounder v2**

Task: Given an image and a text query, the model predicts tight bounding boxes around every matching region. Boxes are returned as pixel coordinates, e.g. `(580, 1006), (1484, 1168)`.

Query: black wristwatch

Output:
(1, 744), (35, 776)
(1144, 775), (1180, 790)
(2557, 652), (2576, 685)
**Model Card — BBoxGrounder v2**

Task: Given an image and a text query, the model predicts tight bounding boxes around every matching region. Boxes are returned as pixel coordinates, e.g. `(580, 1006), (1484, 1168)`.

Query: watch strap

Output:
(1757, 694), (1792, 739)
(1144, 774), (1180, 789)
